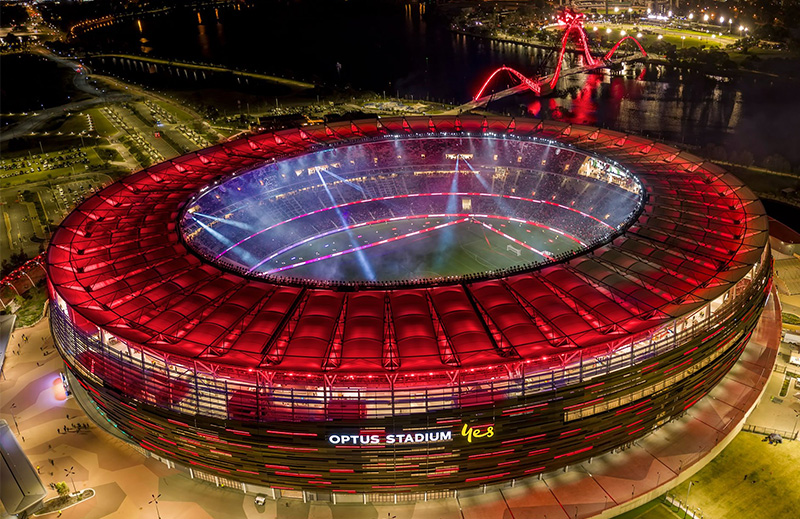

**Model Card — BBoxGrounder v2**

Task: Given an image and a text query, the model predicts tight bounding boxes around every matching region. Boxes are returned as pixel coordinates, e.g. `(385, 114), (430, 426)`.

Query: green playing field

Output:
(260, 217), (585, 282)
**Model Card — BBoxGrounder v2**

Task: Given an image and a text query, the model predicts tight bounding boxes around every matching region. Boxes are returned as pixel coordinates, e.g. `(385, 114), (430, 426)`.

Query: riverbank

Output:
(450, 26), (798, 78)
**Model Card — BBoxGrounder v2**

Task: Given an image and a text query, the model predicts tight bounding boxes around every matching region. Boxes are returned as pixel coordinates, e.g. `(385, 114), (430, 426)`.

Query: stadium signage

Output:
(460, 423), (495, 443)
(328, 430), (452, 445)
(327, 422), (497, 446)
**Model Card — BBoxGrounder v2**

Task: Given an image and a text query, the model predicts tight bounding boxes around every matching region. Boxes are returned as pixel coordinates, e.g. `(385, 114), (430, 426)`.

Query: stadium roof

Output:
(46, 116), (769, 376)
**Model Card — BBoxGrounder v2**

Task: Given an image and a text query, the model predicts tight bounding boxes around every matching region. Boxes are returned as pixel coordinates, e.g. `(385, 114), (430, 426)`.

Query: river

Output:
(77, 0), (800, 166)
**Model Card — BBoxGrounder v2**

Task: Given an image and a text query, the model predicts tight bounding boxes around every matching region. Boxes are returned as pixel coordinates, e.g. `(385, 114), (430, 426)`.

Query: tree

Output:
(764, 154), (791, 173)
(55, 481), (70, 501)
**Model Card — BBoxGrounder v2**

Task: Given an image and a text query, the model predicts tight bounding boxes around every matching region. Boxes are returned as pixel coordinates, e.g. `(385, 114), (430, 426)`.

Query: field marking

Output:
(263, 218), (471, 275)
(213, 191), (604, 259)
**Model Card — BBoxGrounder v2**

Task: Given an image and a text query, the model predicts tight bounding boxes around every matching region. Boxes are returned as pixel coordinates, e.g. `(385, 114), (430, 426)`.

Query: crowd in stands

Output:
(184, 137), (643, 278)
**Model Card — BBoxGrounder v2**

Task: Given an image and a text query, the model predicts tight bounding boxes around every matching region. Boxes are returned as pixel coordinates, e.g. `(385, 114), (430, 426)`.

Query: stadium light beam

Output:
(194, 212), (255, 231)
(265, 218), (471, 275)
(312, 169), (376, 280)
(193, 217), (234, 248)
(320, 168), (365, 194)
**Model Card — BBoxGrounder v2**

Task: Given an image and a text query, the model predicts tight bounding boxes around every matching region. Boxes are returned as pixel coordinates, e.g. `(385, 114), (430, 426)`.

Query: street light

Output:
(149, 493), (162, 519)
(64, 466), (77, 494)
(684, 480), (699, 518)
(9, 403), (20, 435)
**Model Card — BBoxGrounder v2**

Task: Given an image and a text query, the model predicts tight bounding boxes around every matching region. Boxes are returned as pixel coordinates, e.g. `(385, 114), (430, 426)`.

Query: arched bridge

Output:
(466, 9), (647, 110)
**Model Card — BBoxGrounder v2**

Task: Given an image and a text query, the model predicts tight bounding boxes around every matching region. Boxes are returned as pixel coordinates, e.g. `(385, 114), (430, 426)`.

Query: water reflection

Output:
(80, 2), (800, 165)
(197, 23), (210, 58)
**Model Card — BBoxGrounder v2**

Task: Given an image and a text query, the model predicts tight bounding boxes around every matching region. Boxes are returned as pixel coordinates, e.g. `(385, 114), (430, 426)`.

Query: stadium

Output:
(46, 115), (771, 497)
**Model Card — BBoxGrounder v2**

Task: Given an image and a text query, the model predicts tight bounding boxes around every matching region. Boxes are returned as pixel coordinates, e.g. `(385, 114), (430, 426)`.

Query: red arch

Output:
(548, 23), (602, 90)
(603, 36), (648, 61)
(472, 9), (648, 101)
(473, 66), (541, 101)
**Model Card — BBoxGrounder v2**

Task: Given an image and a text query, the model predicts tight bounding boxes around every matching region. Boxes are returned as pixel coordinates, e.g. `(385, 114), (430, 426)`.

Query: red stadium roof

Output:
(46, 116), (769, 376)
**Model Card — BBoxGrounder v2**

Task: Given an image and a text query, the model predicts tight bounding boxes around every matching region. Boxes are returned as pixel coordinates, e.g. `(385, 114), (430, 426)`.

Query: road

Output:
(0, 48), (131, 143)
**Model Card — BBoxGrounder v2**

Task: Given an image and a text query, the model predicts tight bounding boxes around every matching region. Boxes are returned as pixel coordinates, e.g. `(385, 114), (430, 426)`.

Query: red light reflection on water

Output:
(527, 67), (646, 127)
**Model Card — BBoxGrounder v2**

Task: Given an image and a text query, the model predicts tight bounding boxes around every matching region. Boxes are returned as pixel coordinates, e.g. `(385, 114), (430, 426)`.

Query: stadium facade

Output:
(46, 116), (771, 495)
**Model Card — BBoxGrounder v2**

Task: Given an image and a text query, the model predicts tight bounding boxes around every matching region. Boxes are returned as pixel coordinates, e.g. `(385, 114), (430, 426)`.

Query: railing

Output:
(742, 424), (798, 441)
(665, 493), (705, 519)
(50, 256), (771, 422)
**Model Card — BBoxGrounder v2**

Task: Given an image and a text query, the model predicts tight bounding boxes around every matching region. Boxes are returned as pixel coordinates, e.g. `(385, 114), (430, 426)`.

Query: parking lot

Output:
(1, 172), (110, 262)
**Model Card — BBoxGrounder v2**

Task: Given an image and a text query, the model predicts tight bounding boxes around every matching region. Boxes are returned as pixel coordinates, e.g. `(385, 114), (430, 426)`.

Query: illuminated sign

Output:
(327, 422), (497, 446)
(328, 430), (452, 445)
(445, 153), (474, 160)
(460, 424), (495, 443)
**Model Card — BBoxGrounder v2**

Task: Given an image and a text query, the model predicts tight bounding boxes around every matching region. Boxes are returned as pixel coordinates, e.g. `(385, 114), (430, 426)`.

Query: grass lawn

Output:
(613, 431), (800, 518)
(96, 146), (123, 163)
(56, 114), (89, 134)
(615, 499), (681, 519)
(154, 100), (196, 122)
(727, 47), (789, 64)
(211, 126), (240, 139)
(670, 432), (800, 519)
(85, 108), (118, 137)
(252, 217), (580, 281)
(546, 23), (736, 51)
(588, 25), (729, 50)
